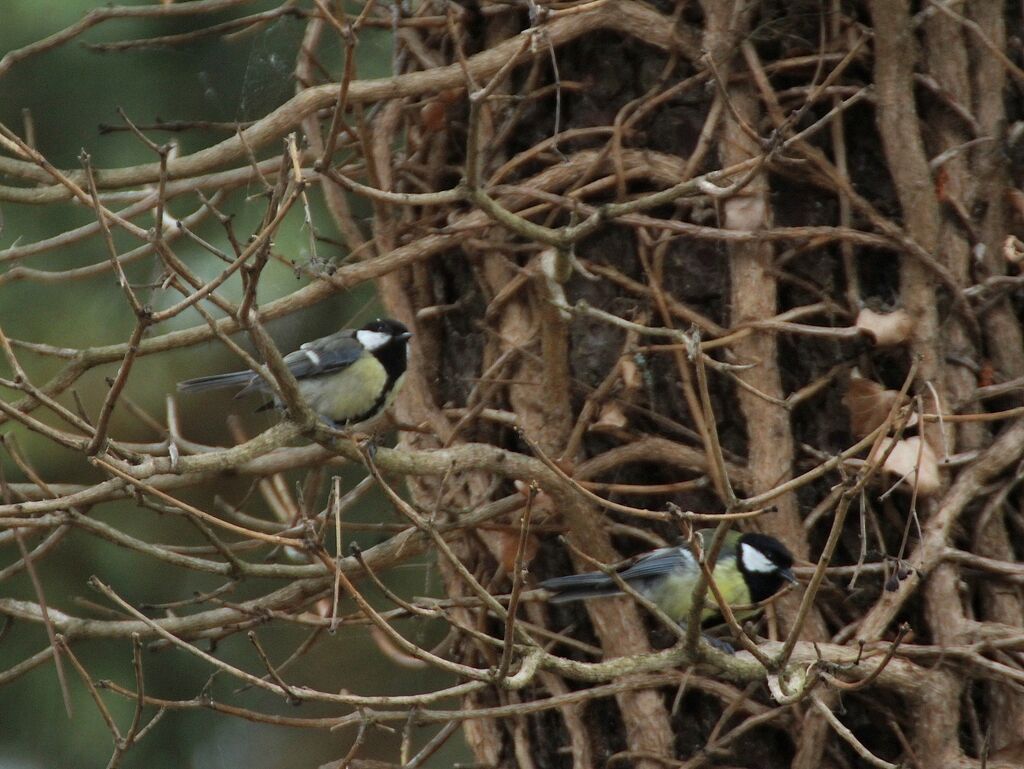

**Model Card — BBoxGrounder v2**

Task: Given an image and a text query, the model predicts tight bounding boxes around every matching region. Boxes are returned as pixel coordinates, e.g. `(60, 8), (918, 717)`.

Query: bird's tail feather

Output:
(545, 586), (627, 604)
(178, 371), (253, 393)
(541, 573), (624, 603)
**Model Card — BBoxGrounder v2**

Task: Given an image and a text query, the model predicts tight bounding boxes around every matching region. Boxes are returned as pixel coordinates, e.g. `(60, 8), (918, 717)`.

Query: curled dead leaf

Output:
(420, 100), (447, 133)
(497, 530), (540, 573)
(597, 360), (633, 428)
(593, 348), (643, 431)
(843, 376), (908, 438)
(978, 360), (995, 388)
(1003, 235), (1024, 265)
(438, 87), (464, 105)
(874, 436), (941, 496)
(856, 308), (915, 346)
(513, 479), (555, 510)
(283, 543), (317, 563)
(369, 625), (428, 669)
(934, 165), (950, 202)
(1006, 187), (1024, 221)
(723, 194), (766, 230)
(313, 597), (331, 618)
(593, 402), (628, 429)
(990, 739), (1024, 766)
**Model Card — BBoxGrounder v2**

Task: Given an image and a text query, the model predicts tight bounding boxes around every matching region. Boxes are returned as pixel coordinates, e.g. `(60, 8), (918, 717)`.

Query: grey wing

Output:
(180, 332), (364, 397)
(617, 547), (696, 582)
(280, 336), (364, 380)
(235, 339), (364, 398)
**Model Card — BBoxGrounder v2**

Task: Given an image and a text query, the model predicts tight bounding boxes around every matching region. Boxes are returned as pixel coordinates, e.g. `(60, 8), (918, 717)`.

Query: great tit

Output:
(178, 318), (412, 430)
(541, 529), (796, 628)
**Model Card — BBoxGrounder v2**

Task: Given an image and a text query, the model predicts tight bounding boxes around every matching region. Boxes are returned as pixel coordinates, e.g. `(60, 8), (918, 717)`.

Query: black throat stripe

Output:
(342, 340), (408, 426)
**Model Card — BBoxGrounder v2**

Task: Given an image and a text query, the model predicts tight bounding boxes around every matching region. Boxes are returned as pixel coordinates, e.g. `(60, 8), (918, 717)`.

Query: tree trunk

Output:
(367, 2), (1024, 767)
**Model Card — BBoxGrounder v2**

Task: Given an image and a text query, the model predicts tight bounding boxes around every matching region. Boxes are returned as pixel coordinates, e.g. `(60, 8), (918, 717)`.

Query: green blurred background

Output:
(0, 3), (467, 767)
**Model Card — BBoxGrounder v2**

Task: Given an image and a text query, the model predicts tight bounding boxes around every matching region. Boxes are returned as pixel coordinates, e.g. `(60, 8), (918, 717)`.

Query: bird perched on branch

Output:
(178, 318), (412, 430)
(541, 529), (796, 650)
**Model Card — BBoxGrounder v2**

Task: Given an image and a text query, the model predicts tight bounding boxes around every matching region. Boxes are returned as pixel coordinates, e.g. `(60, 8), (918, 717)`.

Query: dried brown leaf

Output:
(723, 193), (767, 230)
(420, 101), (447, 133)
(594, 402), (629, 429)
(856, 308), (915, 346)
(990, 739), (1024, 765)
(496, 531), (540, 573)
(1006, 188), (1024, 222)
(875, 436), (941, 496)
(1003, 234), (1024, 265)
(978, 360), (995, 388)
(843, 377), (907, 438)
(594, 349), (641, 430)
(369, 625), (428, 669)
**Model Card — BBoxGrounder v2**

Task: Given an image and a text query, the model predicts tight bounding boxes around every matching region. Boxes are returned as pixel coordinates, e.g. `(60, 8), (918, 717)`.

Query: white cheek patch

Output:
(741, 542), (777, 574)
(357, 329), (392, 351)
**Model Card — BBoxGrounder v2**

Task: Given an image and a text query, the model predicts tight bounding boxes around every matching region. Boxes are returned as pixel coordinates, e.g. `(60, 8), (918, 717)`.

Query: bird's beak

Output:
(398, 332), (413, 341)
(780, 568), (798, 585)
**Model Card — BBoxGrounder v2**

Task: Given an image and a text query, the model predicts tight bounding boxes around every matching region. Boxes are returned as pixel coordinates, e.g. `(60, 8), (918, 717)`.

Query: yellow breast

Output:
(300, 355), (388, 424)
(645, 559), (753, 622)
